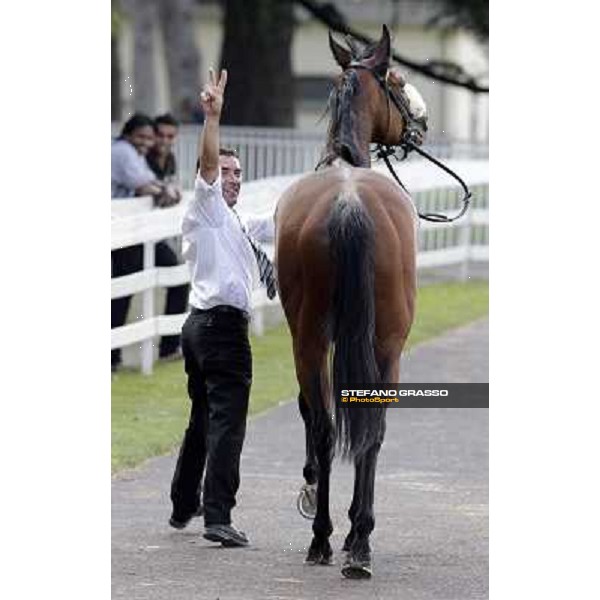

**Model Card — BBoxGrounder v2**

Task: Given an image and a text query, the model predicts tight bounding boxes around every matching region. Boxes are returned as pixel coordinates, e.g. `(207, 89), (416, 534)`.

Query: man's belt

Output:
(191, 305), (250, 322)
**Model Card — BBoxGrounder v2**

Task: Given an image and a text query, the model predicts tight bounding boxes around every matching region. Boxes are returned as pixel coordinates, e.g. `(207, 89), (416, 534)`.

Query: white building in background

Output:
(115, 0), (488, 143)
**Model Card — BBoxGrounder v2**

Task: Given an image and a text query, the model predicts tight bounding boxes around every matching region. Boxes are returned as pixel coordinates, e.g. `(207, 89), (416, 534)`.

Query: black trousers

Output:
(170, 307), (252, 526)
(111, 242), (189, 366)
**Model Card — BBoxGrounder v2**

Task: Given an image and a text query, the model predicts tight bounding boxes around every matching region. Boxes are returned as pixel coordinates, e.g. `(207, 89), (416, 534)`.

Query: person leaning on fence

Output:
(147, 113), (181, 192)
(111, 113), (187, 371)
(169, 68), (277, 547)
(145, 112), (190, 359)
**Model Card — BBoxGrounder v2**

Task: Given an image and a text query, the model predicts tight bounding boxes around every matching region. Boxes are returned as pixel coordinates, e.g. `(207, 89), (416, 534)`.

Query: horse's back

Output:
(277, 163), (415, 223)
(276, 164), (417, 331)
(276, 163), (417, 262)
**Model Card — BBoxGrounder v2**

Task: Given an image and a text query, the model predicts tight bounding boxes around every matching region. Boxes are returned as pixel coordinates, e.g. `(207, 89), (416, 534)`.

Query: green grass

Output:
(112, 280), (488, 473)
(410, 279), (488, 347)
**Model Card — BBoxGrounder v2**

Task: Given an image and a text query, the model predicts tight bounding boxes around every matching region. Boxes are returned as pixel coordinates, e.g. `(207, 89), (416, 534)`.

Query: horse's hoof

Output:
(305, 539), (333, 566)
(341, 535), (354, 553)
(306, 554), (334, 566)
(342, 559), (372, 579)
(297, 483), (317, 520)
(305, 548), (334, 566)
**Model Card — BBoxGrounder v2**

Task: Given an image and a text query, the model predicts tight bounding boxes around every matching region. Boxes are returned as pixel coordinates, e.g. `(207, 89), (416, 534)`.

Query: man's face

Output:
(154, 123), (178, 155)
(128, 126), (155, 156)
(220, 154), (242, 207)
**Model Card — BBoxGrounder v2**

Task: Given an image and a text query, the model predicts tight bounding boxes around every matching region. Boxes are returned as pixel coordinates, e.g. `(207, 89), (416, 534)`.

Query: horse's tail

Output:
(328, 193), (385, 459)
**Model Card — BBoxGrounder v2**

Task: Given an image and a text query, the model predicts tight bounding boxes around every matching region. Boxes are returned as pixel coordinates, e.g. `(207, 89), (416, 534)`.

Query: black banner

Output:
(337, 384), (488, 408)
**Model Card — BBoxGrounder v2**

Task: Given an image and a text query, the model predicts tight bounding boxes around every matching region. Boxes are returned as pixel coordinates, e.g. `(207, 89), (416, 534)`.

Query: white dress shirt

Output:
(182, 174), (275, 314)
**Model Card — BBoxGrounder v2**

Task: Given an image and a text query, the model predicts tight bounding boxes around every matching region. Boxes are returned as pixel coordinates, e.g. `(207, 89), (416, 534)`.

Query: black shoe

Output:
(169, 505), (203, 530)
(203, 524), (250, 547)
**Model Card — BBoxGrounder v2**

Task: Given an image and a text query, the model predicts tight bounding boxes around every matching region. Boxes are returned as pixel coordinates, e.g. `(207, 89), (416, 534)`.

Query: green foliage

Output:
(111, 0), (122, 35)
(435, 0), (489, 40)
(111, 280), (488, 472)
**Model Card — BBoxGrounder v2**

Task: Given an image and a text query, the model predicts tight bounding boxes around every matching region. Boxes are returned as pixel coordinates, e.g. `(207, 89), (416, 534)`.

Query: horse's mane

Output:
(317, 69), (362, 169)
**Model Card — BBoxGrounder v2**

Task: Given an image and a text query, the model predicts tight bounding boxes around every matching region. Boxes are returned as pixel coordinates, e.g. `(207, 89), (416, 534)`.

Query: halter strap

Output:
(344, 63), (471, 223)
(377, 143), (471, 223)
(347, 62), (427, 148)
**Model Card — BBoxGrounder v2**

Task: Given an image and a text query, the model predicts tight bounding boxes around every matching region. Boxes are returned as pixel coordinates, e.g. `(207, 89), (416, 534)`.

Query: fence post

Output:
(459, 208), (472, 282)
(251, 305), (265, 337)
(141, 240), (155, 375)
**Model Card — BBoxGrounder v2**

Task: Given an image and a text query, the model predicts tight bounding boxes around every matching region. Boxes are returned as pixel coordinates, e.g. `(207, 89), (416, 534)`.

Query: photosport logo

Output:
(338, 384), (488, 408)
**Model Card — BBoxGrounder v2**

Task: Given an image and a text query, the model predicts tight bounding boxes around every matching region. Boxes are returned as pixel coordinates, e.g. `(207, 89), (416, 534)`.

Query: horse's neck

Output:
(316, 150), (338, 170)
(319, 109), (374, 169)
(318, 141), (372, 170)
(316, 156), (347, 170)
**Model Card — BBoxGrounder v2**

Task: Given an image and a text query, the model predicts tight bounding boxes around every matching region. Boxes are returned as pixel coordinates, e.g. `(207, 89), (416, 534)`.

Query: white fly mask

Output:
(403, 83), (427, 121)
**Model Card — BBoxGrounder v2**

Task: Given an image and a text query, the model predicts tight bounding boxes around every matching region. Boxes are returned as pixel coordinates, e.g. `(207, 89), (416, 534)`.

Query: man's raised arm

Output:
(197, 68), (228, 185)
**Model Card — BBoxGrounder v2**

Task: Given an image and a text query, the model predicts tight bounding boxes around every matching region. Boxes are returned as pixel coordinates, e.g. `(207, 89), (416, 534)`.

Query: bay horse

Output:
(274, 25), (426, 579)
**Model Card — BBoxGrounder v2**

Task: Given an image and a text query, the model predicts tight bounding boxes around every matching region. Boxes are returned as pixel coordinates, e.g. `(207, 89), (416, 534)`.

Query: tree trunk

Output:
(220, 0), (295, 127)
(111, 33), (122, 121)
(132, 0), (158, 115)
(158, 0), (202, 122)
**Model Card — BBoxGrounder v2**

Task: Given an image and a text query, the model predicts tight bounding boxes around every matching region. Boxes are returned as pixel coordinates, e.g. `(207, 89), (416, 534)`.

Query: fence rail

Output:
(112, 123), (488, 190)
(112, 158), (488, 374)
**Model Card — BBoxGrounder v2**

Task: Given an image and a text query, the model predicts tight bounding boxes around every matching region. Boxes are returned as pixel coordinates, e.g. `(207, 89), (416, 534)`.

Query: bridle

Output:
(347, 62), (471, 223)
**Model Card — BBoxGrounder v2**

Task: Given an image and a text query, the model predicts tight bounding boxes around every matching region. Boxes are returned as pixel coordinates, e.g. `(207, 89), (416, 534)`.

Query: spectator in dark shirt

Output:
(147, 113), (179, 184)
(146, 113), (188, 360)
(111, 114), (188, 370)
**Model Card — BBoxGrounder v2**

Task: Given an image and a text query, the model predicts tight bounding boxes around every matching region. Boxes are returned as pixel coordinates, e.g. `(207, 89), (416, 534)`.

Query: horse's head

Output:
(324, 25), (428, 167)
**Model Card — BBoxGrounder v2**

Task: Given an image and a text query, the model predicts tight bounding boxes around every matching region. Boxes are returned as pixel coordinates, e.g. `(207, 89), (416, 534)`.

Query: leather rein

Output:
(349, 63), (472, 223)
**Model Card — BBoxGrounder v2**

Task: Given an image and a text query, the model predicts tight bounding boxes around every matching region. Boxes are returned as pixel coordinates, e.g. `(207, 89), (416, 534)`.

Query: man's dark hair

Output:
(120, 113), (154, 138)
(196, 148), (240, 172)
(154, 113), (179, 131)
(219, 147), (239, 158)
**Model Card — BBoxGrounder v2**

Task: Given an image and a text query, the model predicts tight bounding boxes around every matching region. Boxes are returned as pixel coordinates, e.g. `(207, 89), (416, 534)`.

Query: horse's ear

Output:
(329, 31), (352, 69)
(362, 24), (391, 75)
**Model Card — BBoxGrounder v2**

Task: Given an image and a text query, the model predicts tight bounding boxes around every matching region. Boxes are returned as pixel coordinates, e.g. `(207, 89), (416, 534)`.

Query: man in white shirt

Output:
(169, 68), (275, 548)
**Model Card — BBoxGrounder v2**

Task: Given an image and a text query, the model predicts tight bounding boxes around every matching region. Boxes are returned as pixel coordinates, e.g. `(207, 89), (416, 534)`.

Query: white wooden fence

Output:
(112, 158), (488, 374)
(112, 123), (488, 189)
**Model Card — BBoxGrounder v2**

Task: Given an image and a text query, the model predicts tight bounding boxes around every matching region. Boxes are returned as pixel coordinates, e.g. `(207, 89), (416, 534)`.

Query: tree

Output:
(158, 0), (202, 121)
(111, 2), (122, 121)
(434, 0), (488, 41)
(131, 0), (159, 115)
(219, 0), (295, 126)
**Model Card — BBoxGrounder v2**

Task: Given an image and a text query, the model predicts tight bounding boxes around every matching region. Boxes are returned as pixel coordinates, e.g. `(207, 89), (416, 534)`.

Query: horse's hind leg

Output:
(295, 335), (333, 565)
(342, 436), (384, 579)
(296, 393), (318, 519)
(305, 388), (334, 565)
(298, 393), (318, 485)
(342, 352), (399, 578)
(342, 459), (363, 553)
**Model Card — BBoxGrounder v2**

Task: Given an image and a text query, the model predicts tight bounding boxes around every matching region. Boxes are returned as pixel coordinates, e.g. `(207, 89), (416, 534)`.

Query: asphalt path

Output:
(112, 318), (488, 599)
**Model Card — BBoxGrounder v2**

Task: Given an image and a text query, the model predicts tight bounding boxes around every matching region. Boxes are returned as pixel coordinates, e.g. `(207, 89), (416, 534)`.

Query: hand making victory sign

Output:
(198, 67), (228, 184)
(200, 67), (228, 119)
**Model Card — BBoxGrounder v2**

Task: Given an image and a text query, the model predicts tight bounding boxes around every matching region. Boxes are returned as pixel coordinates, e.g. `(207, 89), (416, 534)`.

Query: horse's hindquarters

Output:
(275, 171), (339, 340)
(275, 167), (417, 358)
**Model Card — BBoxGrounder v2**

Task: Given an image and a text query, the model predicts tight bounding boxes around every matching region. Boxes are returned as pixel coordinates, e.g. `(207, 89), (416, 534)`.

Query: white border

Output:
(2, 2), (109, 598)
(492, 3), (599, 599)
